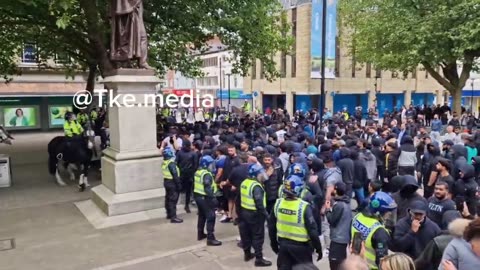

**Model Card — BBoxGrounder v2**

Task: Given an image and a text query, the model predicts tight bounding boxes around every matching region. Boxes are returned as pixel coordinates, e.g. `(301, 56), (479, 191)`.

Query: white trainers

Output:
(220, 214), (228, 222)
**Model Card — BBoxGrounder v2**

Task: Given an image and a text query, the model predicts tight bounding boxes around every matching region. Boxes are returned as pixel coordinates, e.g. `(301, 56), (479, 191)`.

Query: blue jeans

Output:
(354, 188), (365, 208)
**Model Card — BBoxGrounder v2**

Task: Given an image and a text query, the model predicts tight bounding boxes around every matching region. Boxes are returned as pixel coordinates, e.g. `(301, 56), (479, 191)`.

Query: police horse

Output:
(48, 128), (100, 191)
(0, 126), (14, 145)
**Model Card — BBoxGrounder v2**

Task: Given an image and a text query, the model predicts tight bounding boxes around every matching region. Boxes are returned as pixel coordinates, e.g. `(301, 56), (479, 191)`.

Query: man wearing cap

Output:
(442, 140), (455, 161)
(433, 158), (455, 194)
(391, 200), (441, 259)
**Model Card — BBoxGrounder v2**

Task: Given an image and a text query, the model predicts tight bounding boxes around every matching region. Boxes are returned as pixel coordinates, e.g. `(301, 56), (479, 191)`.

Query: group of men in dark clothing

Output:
(156, 105), (479, 269)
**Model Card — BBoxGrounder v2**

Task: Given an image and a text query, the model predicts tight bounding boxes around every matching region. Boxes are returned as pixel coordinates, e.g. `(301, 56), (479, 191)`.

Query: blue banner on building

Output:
(311, 0), (337, 79)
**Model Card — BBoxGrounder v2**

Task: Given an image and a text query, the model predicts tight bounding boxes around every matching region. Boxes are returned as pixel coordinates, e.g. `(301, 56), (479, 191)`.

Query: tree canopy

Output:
(339, 0), (480, 112)
(0, 0), (292, 89)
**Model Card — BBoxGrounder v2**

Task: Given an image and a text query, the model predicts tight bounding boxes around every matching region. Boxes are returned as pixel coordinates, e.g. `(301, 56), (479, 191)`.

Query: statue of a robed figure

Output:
(110, 0), (152, 69)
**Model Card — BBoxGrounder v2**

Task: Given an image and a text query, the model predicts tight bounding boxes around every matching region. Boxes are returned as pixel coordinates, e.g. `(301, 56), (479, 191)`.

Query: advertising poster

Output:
(49, 105), (73, 127)
(3, 107), (37, 128)
(311, 0), (337, 79)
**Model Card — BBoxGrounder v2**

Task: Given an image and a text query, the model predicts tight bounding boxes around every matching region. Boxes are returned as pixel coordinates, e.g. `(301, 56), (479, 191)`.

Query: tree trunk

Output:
(86, 64), (97, 92)
(451, 87), (463, 115)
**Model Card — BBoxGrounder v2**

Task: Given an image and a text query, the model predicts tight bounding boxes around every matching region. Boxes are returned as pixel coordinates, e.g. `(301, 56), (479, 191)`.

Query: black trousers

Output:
(181, 175), (193, 207)
(194, 195), (216, 235)
(266, 200), (276, 215)
(329, 242), (348, 270)
(277, 242), (316, 270)
(239, 210), (265, 259)
(164, 180), (179, 218)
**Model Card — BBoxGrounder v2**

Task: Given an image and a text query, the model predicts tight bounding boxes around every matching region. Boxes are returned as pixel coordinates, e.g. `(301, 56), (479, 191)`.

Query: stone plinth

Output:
(77, 69), (166, 226)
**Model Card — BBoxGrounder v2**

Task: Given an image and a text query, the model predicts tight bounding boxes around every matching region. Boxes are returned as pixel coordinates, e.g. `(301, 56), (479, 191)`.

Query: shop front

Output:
(0, 96), (74, 131)
(376, 93), (404, 114)
(411, 93), (435, 107)
(262, 94), (286, 112)
(216, 89), (252, 110)
(333, 93), (368, 115)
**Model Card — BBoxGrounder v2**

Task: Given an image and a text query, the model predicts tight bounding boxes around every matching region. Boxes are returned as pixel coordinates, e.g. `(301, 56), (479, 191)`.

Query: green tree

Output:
(0, 0), (291, 90)
(339, 0), (480, 113)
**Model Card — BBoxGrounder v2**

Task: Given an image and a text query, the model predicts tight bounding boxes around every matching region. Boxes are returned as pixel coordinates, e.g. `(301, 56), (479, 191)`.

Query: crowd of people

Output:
(155, 103), (480, 270)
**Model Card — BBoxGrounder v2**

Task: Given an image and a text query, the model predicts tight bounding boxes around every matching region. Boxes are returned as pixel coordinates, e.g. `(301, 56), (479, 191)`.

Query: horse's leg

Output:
(67, 164), (76, 182)
(80, 163), (90, 188)
(78, 165), (85, 192)
(55, 163), (67, 186)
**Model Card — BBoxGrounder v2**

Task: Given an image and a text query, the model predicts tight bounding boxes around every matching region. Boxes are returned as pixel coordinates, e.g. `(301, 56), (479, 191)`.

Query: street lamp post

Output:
(227, 74), (231, 113)
(219, 58), (223, 109)
(319, 0), (327, 122)
(471, 79), (475, 113)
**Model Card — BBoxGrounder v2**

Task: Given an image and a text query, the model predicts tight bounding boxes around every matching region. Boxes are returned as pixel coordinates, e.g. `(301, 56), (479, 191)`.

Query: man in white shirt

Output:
(443, 125), (462, 145)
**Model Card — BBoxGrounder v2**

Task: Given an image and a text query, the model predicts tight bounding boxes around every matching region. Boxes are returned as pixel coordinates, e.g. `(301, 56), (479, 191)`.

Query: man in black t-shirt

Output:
(219, 145), (241, 223)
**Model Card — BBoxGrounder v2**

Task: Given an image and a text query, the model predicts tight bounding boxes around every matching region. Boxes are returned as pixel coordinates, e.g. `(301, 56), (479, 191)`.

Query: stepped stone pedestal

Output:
(75, 69), (171, 228)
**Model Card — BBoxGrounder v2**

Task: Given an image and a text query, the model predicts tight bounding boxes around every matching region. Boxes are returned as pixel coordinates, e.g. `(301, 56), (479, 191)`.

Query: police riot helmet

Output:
(368, 191), (397, 216)
(162, 147), (175, 159)
(199, 155), (215, 170)
(288, 163), (305, 179)
(248, 163), (268, 182)
(283, 175), (304, 197)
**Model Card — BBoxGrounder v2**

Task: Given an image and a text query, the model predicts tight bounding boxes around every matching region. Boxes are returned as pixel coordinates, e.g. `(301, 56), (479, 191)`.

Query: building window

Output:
(202, 57), (218, 67)
(292, 8), (297, 37)
(234, 76), (238, 88)
(375, 69), (382, 78)
(291, 54), (296, 78)
(412, 69), (417, 79)
(366, 63), (372, 78)
(22, 43), (37, 63)
(281, 52), (287, 78)
(252, 60), (257, 79)
(291, 8), (297, 78)
(402, 71), (408, 79)
(260, 61), (264, 79)
(392, 71), (398, 78)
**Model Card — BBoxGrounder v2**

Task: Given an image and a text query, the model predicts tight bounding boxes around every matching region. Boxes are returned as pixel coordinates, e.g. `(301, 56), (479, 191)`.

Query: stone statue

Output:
(110, 0), (152, 69)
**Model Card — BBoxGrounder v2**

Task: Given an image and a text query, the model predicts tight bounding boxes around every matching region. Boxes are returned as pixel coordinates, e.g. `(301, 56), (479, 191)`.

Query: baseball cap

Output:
(334, 181), (347, 194)
(443, 139), (454, 146)
(409, 200), (428, 215)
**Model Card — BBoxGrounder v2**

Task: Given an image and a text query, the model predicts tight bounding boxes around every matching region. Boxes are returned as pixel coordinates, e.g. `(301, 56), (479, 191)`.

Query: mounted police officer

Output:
(77, 108), (97, 129)
(193, 155), (222, 246)
(268, 175), (323, 269)
(162, 147), (183, 223)
(239, 163), (272, 267)
(350, 191), (397, 270)
(63, 112), (84, 152)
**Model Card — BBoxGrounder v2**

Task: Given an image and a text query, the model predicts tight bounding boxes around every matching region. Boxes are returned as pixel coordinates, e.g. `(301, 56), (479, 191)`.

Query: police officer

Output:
(284, 163), (308, 182)
(268, 175), (323, 269)
(77, 108), (96, 128)
(64, 112), (84, 139)
(162, 147), (183, 223)
(351, 191), (397, 270)
(239, 163), (272, 267)
(194, 155), (222, 246)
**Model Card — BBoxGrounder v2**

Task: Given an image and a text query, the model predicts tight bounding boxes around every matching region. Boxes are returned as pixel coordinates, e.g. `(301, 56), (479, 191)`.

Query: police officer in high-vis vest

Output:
(193, 155), (222, 246)
(268, 175), (323, 268)
(64, 112), (84, 139)
(162, 147), (183, 223)
(239, 163), (272, 267)
(351, 191), (397, 270)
